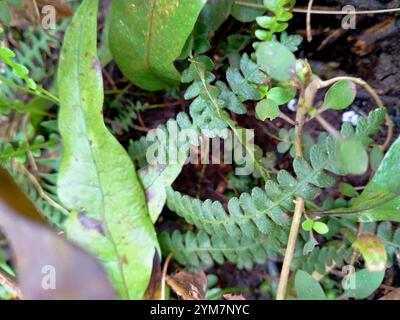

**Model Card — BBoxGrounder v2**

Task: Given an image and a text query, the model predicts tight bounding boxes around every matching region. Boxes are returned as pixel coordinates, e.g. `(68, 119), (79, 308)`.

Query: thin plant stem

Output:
(276, 99), (307, 300)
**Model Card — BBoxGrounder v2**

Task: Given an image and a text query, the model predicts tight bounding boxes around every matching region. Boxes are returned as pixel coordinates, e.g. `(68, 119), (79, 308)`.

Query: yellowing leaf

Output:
(353, 234), (387, 272)
(57, 0), (158, 299)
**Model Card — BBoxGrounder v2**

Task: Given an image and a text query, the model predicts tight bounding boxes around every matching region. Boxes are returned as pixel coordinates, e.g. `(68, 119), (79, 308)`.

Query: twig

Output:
(306, 0), (315, 42)
(276, 101), (307, 300)
(314, 114), (340, 138)
(234, 1), (400, 15)
(0, 270), (22, 299)
(279, 112), (295, 126)
(161, 253), (173, 300)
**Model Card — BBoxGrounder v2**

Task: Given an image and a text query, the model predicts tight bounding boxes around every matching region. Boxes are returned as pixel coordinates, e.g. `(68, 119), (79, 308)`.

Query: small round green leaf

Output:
(267, 87), (296, 105)
(256, 41), (296, 81)
(324, 80), (357, 110)
(337, 139), (369, 175)
(313, 222), (329, 235)
(256, 99), (280, 121)
(302, 219), (314, 232)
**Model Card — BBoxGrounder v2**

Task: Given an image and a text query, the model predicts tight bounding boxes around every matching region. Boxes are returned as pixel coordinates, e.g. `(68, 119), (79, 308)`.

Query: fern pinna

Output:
(158, 108), (386, 269)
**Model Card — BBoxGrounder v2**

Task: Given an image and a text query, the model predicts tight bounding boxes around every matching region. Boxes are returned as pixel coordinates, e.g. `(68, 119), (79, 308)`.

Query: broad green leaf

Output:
(109, 0), (206, 91)
(295, 270), (327, 300)
(337, 139), (368, 175)
(256, 99), (280, 120)
(344, 269), (384, 299)
(57, 0), (158, 300)
(353, 234), (387, 272)
(139, 163), (183, 223)
(324, 80), (357, 110)
(231, 0), (266, 22)
(256, 41), (296, 81)
(352, 136), (400, 222)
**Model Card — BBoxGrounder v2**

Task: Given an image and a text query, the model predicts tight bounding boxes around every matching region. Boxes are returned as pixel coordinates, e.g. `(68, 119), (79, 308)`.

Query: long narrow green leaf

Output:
(57, 0), (158, 299)
(109, 0), (207, 91)
(352, 136), (400, 222)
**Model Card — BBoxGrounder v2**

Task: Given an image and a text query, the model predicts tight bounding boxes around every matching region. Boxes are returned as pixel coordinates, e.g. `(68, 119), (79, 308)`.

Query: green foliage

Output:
(129, 112), (199, 167)
(232, 0), (265, 22)
(256, 86), (297, 120)
(4, 162), (65, 228)
(0, 135), (56, 165)
(340, 108), (386, 148)
(292, 241), (353, 274)
(0, 22), (66, 95)
(376, 222), (400, 267)
(109, 0), (207, 91)
(351, 135), (400, 222)
(0, 47), (37, 90)
(344, 269), (385, 299)
(255, 0), (295, 41)
(56, 0), (158, 299)
(256, 41), (296, 81)
(295, 270), (327, 300)
(323, 80), (357, 110)
(337, 138), (369, 175)
(160, 132), (360, 268)
(159, 229), (281, 270)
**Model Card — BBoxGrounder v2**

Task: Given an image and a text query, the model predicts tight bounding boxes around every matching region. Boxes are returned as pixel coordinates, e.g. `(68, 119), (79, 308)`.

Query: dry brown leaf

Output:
(0, 168), (115, 299)
(379, 288), (400, 300)
(166, 270), (208, 300)
(143, 254), (162, 300)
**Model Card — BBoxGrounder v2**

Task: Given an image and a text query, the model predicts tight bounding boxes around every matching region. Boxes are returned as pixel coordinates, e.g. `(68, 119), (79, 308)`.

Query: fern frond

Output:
(340, 108), (386, 147)
(159, 230), (283, 270)
(292, 241), (353, 274)
(129, 112), (199, 167)
(0, 20), (69, 99)
(0, 135), (57, 166)
(160, 111), (386, 269)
